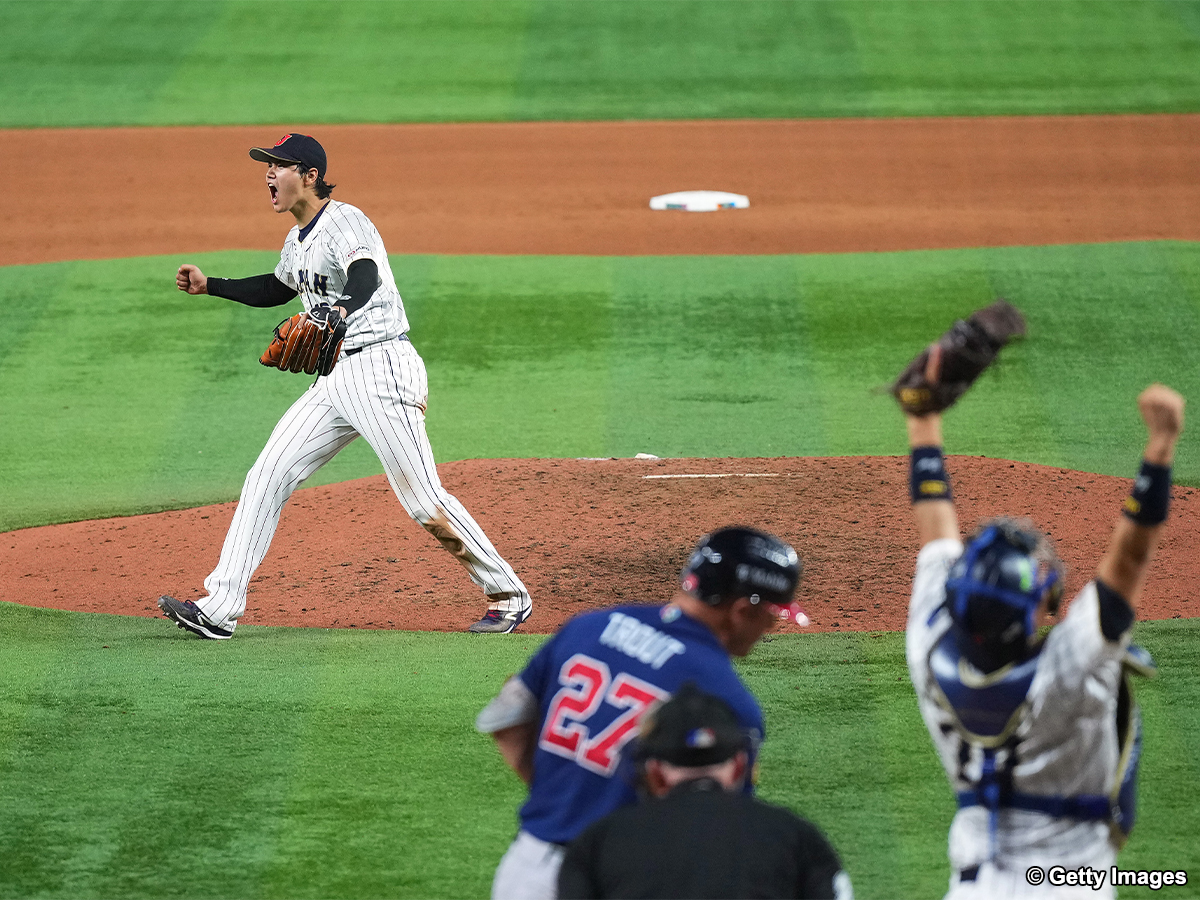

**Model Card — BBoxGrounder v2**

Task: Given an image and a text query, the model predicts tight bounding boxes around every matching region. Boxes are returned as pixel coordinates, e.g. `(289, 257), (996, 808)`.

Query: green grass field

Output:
(3, 0), (1200, 127)
(2, 242), (1198, 532)
(4, 243), (1198, 896)
(5, 1), (1200, 896)
(1, 603), (1196, 899)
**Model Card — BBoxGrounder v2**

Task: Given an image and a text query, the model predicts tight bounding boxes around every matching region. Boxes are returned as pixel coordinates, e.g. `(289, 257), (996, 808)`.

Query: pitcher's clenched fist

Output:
(176, 264), (208, 295)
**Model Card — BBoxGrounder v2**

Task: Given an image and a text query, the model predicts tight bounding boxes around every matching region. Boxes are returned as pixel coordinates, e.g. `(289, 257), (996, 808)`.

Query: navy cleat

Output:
(157, 595), (234, 640)
(468, 604), (532, 634)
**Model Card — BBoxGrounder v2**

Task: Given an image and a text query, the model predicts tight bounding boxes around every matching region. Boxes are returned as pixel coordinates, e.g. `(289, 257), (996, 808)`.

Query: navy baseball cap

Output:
(635, 683), (748, 767)
(249, 133), (327, 179)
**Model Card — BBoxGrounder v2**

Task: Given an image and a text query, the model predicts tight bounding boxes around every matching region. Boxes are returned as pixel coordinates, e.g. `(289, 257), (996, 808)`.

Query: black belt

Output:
(959, 866), (979, 883)
(345, 333), (408, 357)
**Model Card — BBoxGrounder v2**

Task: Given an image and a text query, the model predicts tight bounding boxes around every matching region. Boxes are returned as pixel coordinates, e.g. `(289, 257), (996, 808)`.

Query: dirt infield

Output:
(6, 115), (1200, 266)
(6, 115), (1199, 632)
(3, 457), (1195, 633)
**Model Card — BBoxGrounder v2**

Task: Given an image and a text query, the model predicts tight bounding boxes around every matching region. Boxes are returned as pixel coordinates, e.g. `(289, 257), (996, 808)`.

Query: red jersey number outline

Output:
(540, 653), (610, 758)
(539, 653), (669, 776)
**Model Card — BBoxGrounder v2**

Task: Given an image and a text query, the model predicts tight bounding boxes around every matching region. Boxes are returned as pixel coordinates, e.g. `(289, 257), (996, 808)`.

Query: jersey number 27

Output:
(539, 653), (669, 777)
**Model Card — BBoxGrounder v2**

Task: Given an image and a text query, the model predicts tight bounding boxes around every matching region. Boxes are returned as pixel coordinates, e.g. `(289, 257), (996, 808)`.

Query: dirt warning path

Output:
(6, 115), (1200, 266)
(3, 457), (1196, 633)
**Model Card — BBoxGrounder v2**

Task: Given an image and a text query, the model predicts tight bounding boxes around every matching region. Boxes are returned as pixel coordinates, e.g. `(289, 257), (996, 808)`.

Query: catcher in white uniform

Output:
(891, 301), (1185, 898)
(160, 133), (531, 637)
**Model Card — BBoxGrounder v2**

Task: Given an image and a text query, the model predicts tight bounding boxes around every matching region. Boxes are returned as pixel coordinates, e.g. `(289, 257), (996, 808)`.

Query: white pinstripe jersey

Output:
(274, 200), (409, 351)
(906, 539), (1129, 875)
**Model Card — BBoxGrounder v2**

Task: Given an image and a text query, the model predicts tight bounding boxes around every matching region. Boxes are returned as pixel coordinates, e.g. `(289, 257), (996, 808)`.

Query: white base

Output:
(649, 190), (749, 212)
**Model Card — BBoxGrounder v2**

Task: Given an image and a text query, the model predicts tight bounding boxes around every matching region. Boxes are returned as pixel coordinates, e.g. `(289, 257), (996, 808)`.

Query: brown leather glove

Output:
(261, 304), (347, 377)
(891, 299), (1026, 415)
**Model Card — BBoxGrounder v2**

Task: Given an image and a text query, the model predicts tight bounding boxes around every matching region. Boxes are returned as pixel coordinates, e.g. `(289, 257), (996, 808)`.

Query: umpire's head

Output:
(635, 683), (750, 797)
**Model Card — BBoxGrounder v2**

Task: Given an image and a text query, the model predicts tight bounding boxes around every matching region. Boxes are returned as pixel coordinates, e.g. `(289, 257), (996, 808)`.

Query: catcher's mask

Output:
(945, 519), (1065, 672)
(680, 527), (806, 624)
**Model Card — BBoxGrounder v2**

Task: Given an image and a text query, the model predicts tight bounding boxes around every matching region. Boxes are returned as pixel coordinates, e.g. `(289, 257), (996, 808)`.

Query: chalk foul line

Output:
(642, 473), (784, 479)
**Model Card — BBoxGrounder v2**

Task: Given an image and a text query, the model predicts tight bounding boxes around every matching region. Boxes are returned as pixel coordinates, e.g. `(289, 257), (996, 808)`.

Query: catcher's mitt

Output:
(891, 299), (1026, 416)
(260, 304), (347, 377)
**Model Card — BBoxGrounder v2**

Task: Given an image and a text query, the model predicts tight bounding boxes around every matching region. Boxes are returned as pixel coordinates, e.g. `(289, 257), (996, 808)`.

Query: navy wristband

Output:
(1123, 460), (1171, 526)
(911, 446), (952, 503)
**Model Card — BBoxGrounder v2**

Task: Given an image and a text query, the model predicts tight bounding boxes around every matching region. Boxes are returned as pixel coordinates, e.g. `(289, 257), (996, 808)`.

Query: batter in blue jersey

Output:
(476, 527), (808, 900)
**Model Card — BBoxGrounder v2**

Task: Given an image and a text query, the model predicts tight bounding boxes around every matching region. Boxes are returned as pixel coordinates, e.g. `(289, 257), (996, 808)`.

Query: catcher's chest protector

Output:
(931, 633), (1151, 849)
(930, 633), (1040, 745)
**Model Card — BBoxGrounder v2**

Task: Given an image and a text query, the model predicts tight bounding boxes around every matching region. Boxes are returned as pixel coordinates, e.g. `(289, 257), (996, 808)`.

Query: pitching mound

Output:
(4, 456), (1196, 633)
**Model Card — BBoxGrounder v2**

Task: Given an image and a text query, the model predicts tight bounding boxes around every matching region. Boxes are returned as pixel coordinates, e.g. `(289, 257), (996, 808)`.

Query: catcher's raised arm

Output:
(893, 299), (1027, 548)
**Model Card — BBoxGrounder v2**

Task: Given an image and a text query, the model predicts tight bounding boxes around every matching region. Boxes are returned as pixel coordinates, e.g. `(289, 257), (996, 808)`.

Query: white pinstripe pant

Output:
(199, 337), (528, 626)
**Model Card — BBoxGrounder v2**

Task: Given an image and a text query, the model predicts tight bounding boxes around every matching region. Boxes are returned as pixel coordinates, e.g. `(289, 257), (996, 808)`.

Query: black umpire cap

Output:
(249, 133), (328, 180)
(680, 526), (808, 625)
(636, 683), (747, 767)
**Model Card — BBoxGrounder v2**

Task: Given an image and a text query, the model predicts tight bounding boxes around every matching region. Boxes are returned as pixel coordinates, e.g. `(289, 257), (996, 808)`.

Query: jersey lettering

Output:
(580, 673), (668, 775)
(540, 654), (610, 757)
(539, 654), (669, 776)
(599, 611), (686, 670)
(273, 203), (409, 348)
(296, 269), (329, 297)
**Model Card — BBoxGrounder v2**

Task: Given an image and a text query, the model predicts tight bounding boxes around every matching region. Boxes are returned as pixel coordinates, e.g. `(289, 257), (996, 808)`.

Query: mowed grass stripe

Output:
(0, 603), (542, 900)
(746, 632), (950, 898)
(0, 603), (1195, 899)
(2, 243), (1200, 532)
(4, 1), (1200, 127)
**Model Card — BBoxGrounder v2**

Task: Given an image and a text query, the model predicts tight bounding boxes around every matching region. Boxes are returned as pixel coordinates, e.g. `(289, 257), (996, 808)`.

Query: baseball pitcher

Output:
(161, 133), (531, 637)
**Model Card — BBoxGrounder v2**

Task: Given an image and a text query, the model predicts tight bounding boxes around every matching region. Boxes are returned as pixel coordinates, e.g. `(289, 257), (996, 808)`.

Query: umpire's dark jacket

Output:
(557, 778), (847, 899)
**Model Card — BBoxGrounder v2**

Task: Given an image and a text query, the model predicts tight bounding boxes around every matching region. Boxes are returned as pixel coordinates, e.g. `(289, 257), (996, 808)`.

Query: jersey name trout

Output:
(599, 611), (686, 670)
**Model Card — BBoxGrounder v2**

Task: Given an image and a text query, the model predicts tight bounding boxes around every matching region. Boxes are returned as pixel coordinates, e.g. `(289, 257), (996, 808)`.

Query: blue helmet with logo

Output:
(945, 519), (1064, 671)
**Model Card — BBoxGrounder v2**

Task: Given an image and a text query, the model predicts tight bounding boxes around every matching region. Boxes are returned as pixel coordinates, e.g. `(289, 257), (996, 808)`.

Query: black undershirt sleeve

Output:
(1095, 578), (1136, 642)
(341, 258), (380, 318)
(207, 260), (377, 316)
(206, 273), (296, 308)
